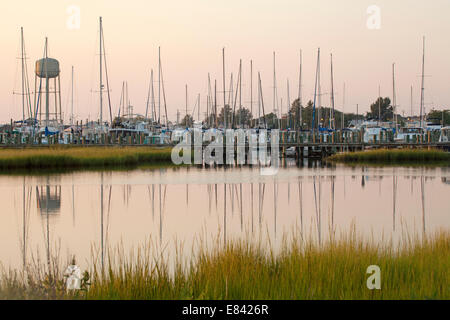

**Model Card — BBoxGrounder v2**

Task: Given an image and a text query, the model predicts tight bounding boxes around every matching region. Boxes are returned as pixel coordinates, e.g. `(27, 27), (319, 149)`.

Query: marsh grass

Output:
(0, 229), (448, 300)
(328, 148), (450, 164)
(0, 146), (174, 171)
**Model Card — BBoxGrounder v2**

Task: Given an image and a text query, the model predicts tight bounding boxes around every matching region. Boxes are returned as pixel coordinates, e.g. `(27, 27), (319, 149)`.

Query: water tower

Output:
(35, 38), (62, 128)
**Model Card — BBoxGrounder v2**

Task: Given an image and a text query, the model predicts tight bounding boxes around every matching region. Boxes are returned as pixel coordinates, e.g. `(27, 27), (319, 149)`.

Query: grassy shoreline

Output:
(0, 146), (174, 171)
(328, 148), (450, 164)
(1, 230), (448, 300)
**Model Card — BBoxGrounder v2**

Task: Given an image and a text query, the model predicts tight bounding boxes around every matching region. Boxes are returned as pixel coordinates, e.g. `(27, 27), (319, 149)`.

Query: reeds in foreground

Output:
(0, 230), (448, 300)
(328, 148), (450, 164)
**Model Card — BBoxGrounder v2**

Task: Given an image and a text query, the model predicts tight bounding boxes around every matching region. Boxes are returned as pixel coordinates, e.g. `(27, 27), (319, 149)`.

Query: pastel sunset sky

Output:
(1, 0), (449, 123)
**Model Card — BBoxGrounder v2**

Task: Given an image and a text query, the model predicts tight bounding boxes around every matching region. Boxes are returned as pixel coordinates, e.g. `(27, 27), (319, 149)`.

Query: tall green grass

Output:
(328, 148), (450, 164)
(1, 230), (448, 300)
(0, 146), (174, 171)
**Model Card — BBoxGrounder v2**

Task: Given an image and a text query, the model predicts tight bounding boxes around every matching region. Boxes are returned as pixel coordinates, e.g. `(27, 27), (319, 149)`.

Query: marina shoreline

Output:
(0, 146), (449, 172)
(0, 146), (173, 171)
(327, 148), (450, 164)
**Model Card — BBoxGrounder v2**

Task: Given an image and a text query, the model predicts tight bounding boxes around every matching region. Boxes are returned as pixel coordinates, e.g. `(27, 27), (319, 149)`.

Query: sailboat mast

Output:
(312, 48), (320, 132)
(342, 82), (345, 129)
(214, 80), (217, 127)
(378, 85), (381, 125)
(330, 53), (335, 130)
(197, 93), (200, 122)
(208, 73), (212, 127)
(185, 84), (188, 126)
(145, 70), (152, 119)
(21, 27), (25, 124)
(419, 37), (425, 128)
(71, 66), (74, 126)
(250, 60), (253, 128)
(44, 38), (49, 128)
(392, 63), (397, 132)
(99, 17), (103, 126)
(126, 82), (129, 117)
(159, 54), (169, 127)
(287, 79), (290, 129)
(258, 72), (267, 128)
(317, 52), (321, 130)
(273, 51), (276, 128)
(257, 71), (260, 127)
(298, 50), (302, 130)
(239, 59), (243, 127)
(158, 46), (161, 124)
(222, 48), (226, 129)
(151, 70), (156, 121)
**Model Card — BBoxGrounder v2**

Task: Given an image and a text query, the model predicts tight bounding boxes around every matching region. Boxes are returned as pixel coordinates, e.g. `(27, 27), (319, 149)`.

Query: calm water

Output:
(1, 161), (449, 270)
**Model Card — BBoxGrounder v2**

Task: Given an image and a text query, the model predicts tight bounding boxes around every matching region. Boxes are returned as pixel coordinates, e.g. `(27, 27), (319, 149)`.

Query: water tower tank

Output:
(35, 58), (60, 78)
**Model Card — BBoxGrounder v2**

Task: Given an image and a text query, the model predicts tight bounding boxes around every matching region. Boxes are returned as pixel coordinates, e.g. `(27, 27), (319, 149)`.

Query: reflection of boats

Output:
(442, 177), (450, 185)
(285, 146), (296, 157)
(36, 185), (61, 215)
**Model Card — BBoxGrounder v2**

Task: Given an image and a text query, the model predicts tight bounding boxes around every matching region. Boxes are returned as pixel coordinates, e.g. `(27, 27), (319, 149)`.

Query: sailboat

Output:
(95, 16), (112, 135)
(13, 27), (37, 140)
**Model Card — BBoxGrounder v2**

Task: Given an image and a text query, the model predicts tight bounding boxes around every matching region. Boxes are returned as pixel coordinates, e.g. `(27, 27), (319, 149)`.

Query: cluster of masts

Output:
(13, 17), (429, 135)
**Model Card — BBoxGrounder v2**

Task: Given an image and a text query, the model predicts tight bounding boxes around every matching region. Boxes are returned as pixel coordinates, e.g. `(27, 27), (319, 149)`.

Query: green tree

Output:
(288, 98), (303, 129)
(217, 105), (233, 127)
(427, 109), (450, 126)
(367, 97), (392, 121)
(180, 114), (193, 127)
(254, 112), (278, 129)
(233, 107), (253, 128)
